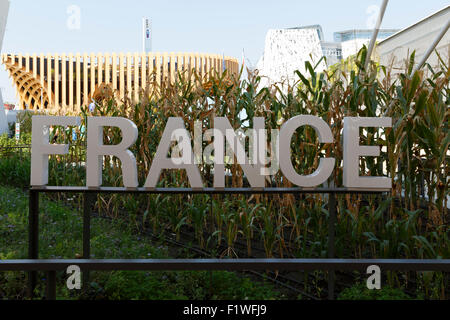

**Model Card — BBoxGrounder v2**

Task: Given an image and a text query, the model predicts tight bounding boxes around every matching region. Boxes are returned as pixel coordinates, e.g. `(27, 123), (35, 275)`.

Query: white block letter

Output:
(31, 116), (81, 186)
(214, 117), (265, 189)
(279, 115), (335, 187)
(343, 117), (392, 188)
(144, 118), (203, 189)
(86, 117), (138, 188)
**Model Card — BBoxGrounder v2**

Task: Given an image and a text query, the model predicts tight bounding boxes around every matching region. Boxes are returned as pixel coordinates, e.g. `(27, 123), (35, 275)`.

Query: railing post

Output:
(28, 189), (39, 299)
(83, 192), (94, 292)
(46, 271), (56, 300)
(328, 192), (336, 300)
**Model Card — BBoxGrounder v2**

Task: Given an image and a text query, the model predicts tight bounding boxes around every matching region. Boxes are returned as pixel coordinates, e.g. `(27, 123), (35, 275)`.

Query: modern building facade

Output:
(256, 25), (327, 87)
(334, 29), (399, 59)
(255, 25), (398, 88)
(320, 41), (343, 66)
(377, 6), (450, 73)
(2, 52), (239, 113)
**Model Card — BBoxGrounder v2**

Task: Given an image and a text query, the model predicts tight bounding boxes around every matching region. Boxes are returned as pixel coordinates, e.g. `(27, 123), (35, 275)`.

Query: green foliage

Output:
(0, 154), (30, 188)
(338, 283), (411, 300)
(15, 111), (42, 135)
(91, 270), (279, 300)
(0, 134), (32, 188)
(0, 132), (31, 148)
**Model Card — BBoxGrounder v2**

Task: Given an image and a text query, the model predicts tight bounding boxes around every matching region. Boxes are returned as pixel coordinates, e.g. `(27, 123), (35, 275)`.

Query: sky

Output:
(1, 0), (449, 103)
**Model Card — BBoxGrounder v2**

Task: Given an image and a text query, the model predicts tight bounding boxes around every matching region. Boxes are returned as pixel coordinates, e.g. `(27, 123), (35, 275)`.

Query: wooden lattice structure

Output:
(1, 52), (239, 114)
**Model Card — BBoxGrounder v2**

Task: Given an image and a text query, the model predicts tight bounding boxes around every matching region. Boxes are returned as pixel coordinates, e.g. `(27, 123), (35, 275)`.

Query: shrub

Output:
(15, 110), (42, 135)
(0, 154), (30, 188)
(338, 283), (412, 300)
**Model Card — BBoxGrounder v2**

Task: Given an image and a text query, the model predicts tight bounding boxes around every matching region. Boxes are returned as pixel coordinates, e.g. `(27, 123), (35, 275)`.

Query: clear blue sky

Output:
(1, 0), (449, 103)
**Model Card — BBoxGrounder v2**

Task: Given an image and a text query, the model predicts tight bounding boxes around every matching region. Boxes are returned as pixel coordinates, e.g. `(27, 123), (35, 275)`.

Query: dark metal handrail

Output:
(2, 258), (449, 272)
(31, 186), (392, 194)
(2, 258), (448, 300)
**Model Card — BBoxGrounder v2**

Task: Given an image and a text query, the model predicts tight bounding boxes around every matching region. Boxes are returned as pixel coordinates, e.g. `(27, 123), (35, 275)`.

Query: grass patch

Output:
(338, 283), (412, 300)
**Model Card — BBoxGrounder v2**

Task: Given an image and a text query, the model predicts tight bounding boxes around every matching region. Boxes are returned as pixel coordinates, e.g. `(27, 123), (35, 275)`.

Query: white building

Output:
(321, 41), (343, 66)
(377, 6), (450, 73)
(255, 25), (327, 88)
(334, 29), (398, 60)
(255, 25), (397, 89)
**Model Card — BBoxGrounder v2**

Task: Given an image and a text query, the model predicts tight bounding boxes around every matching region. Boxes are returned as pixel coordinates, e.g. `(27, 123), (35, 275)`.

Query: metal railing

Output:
(0, 144), (31, 157)
(1, 186), (449, 300)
